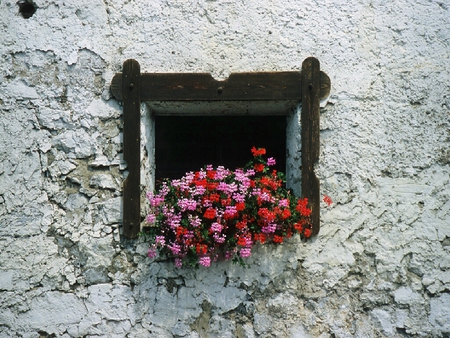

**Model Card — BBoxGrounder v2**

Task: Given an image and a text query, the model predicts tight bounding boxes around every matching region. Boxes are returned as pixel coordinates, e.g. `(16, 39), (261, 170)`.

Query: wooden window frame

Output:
(110, 57), (330, 238)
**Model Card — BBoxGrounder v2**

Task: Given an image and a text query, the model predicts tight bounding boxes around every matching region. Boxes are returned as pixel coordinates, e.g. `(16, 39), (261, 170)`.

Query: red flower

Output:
(223, 209), (238, 220)
(258, 208), (276, 222)
(237, 236), (247, 246)
(269, 179), (281, 190)
(273, 235), (283, 243)
(235, 202), (246, 211)
(281, 209), (291, 220)
(259, 176), (280, 190)
(206, 170), (216, 179)
(209, 193), (220, 203)
(254, 233), (267, 244)
(254, 163), (265, 172)
(296, 198), (311, 217)
(260, 176), (270, 186)
(323, 195), (333, 206)
(195, 179), (207, 187)
(301, 207), (312, 217)
(196, 244), (207, 255)
(251, 147), (266, 157)
(236, 220), (247, 230)
(303, 228), (312, 238)
(221, 197), (232, 206)
(176, 226), (187, 237)
(207, 182), (219, 190)
(294, 222), (303, 233)
(203, 208), (216, 219)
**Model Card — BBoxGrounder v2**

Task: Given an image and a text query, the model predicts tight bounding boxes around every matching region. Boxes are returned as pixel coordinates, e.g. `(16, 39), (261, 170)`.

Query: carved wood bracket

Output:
(110, 57), (331, 238)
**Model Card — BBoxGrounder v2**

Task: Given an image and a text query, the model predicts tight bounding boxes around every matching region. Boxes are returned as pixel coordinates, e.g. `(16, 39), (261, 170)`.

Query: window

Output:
(111, 58), (330, 238)
(154, 115), (286, 183)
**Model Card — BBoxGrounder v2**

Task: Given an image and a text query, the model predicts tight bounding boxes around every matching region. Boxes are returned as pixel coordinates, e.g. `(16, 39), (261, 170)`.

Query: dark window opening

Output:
(155, 115), (286, 183)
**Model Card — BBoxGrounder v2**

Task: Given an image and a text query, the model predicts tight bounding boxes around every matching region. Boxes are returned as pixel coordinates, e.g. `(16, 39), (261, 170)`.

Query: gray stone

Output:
(370, 309), (394, 336)
(5, 79), (39, 99)
(394, 286), (423, 305)
(89, 172), (118, 190)
(0, 270), (15, 291)
(172, 320), (190, 337)
(253, 313), (272, 335)
(429, 294), (450, 332)
(17, 292), (87, 334)
(53, 130), (95, 159)
(96, 197), (122, 224)
(87, 98), (121, 120)
(64, 193), (88, 211)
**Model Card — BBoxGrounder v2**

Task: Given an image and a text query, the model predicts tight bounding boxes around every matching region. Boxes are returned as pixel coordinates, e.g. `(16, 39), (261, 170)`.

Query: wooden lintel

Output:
(111, 70), (330, 102)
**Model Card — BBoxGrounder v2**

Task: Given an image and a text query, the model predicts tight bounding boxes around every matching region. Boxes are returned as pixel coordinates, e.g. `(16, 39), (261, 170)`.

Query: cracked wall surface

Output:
(0, 0), (449, 337)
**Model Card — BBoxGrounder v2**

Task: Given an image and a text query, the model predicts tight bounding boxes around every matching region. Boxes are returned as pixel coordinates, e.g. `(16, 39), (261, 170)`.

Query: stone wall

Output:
(0, 0), (449, 337)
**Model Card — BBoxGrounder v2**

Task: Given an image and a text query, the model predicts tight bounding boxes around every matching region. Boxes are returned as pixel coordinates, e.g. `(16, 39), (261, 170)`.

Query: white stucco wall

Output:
(0, 0), (449, 337)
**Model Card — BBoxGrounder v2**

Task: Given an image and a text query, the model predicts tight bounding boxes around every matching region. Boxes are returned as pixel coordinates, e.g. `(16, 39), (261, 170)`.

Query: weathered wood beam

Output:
(121, 59), (141, 238)
(301, 57), (321, 236)
(111, 70), (330, 101)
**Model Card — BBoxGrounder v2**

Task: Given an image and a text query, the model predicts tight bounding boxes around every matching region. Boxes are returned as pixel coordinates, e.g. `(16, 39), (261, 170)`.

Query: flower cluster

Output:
(143, 147), (313, 268)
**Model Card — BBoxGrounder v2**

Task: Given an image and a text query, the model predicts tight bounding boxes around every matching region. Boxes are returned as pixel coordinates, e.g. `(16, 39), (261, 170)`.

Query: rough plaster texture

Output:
(0, 0), (449, 337)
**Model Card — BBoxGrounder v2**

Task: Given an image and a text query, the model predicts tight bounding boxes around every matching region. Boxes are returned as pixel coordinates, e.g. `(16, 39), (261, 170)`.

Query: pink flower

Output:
(199, 256), (211, 267)
(215, 166), (231, 180)
(246, 169), (255, 176)
(169, 243), (181, 255)
(261, 223), (277, 233)
(232, 193), (246, 203)
(146, 214), (156, 224)
(223, 206), (238, 220)
(178, 198), (197, 211)
(267, 157), (276, 166)
(225, 251), (233, 260)
(175, 258), (183, 268)
(188, 215), (201, 227)
(211, 222), (223, 232)
(213, 233), (226, 243)
(155, 236), (165, 246)
(279, 199), (289, 207)
(239, 248), (252, 258)
(193, 185), (206, 196)
(149, 195), (165, 207)
(148, 248), (157, 258)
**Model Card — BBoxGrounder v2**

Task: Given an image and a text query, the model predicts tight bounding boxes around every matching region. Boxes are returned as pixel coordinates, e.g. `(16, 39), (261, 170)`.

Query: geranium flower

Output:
(323, 195), (333, 206)
(199, 256), (211, 267)
(203, 208), (216, 220)
(254, 163), (265, 172)
(143, 148), (314, 268)
(251, 146), (266, 157)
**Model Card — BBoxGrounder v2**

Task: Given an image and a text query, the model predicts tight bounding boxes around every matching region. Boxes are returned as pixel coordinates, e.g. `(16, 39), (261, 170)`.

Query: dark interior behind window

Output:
(155, 115), (286, 182)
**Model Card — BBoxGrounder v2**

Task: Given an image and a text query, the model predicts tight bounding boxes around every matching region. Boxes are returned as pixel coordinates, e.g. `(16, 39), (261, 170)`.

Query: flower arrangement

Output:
(143, 147), (314, 268)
